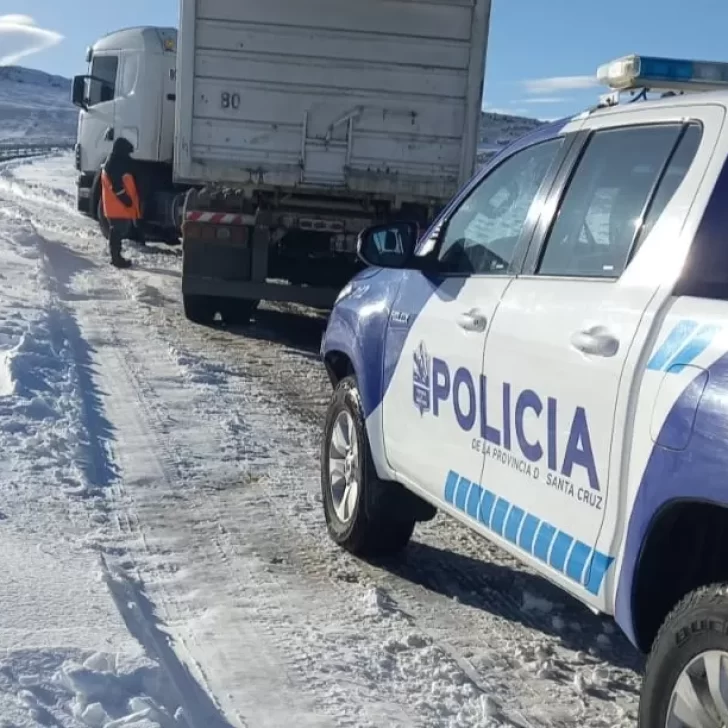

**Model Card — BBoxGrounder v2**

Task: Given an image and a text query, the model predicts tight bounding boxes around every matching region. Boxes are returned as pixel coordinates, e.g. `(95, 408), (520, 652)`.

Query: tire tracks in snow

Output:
(80, 257), (505, 727)
(149, 306), (643, 728)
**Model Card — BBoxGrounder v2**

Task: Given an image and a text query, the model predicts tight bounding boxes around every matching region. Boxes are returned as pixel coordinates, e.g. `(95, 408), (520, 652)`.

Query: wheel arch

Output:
(628, 497), (728, 653)
(323, 349), (356, 389)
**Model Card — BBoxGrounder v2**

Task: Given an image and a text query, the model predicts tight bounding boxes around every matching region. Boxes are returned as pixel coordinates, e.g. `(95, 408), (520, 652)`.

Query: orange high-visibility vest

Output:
(101, 170), (141, 221)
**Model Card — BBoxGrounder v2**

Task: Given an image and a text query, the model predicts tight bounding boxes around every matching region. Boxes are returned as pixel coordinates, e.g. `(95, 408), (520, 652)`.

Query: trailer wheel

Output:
(183, 295), (217, 326)
(219, 298), (259, 327)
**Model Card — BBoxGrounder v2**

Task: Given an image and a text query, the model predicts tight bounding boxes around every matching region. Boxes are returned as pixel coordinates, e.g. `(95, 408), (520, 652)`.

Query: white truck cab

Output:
(320, 54), (728, 726)
(72, 27), (179, 239)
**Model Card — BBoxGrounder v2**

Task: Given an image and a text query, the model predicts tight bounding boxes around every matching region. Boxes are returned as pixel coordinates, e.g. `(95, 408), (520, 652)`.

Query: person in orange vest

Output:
(101, 137), (143, 268)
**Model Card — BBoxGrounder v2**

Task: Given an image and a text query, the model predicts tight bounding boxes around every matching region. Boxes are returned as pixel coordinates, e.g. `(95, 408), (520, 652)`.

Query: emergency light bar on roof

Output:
(597, 54), (728, 94)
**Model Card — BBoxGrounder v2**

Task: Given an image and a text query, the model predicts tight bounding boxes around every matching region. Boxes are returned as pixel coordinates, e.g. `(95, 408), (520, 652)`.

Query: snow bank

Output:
(0, 216), (95, 499)
(56, 652), (179, 728)
(0, 649), (181, 728)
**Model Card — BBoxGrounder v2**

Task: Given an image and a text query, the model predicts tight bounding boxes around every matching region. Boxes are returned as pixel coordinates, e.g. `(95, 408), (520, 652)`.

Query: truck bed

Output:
(175, 0), (490, 203)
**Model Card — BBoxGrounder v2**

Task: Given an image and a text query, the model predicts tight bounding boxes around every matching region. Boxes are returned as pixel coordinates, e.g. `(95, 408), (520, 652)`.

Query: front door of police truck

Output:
(381, 137), (567, 504)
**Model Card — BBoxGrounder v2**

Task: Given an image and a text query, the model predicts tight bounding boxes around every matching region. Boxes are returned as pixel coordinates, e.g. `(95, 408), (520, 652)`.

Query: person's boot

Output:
(109, 234), (132, 268)
(111, 253), (132, 269)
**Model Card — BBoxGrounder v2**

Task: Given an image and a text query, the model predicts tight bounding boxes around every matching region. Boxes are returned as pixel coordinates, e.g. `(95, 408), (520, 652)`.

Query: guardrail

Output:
(0, 142), (74, 162)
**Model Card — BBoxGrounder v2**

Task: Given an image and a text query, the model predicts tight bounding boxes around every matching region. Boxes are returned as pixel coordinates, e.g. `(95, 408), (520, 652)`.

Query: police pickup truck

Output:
(319, 54), (728, 726)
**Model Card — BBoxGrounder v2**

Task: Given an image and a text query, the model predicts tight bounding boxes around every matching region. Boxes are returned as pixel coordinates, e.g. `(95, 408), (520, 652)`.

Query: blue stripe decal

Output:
(647, 320), (699, 371)
(585, 551), (615, 596)
(444, 470), (459, 503)
(549, 532), (574, 572)
(491, 498), (510, 536)
(479, 490), (496, 527)
(518, 514), (540, 552)
(466, 484), (483, 519)
(454, 476), (471, 511)
(443, 469), (614, 597)
(504, 507), (525, 544)
(533, 523), (556, 563)
(565, 541), (592, 582)
(647, 319), (720, 374)
(668, 324), (720, 374)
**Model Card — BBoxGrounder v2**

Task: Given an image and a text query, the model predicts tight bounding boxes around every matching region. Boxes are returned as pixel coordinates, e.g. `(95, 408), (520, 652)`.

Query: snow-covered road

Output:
(0, 153), (643, 728)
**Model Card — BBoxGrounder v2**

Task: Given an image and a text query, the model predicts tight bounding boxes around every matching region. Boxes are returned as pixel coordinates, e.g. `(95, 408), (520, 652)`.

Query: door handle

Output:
(570, 326), (620, 357)
(104, 126), (115, 141)
(457, 308), (488, 333)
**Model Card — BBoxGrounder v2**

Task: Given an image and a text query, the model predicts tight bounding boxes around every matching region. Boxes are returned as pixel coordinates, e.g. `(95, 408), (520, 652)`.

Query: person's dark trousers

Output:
(108, 219), (132, 268)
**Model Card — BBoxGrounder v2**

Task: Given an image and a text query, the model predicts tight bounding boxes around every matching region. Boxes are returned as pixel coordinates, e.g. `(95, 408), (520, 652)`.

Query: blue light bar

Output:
(597, 54), (728, 92)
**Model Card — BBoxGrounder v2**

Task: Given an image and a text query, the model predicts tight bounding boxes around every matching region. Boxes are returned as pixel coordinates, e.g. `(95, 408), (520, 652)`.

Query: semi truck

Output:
(71, 0), (492, 324)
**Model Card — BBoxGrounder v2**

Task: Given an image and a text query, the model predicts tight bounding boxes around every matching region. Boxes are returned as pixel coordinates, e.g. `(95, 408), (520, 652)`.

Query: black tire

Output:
(321, 376), (417, 557)
(219, 299), (259, 327)
(640, 583), (728, 727)
(97, 196), (110, 240)
(183, 294), (217, 326)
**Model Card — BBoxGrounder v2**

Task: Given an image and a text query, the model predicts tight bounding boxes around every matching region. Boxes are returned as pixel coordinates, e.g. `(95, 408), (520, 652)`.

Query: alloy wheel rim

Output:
(328, 410), (360, 524)
(666, 650), (728, 727)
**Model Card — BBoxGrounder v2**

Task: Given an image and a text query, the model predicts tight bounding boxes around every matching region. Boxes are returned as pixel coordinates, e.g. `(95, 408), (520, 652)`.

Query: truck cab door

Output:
(78, 53), (119, 174)
(478, 104), (723, 612)
(380, 134), (570, 504)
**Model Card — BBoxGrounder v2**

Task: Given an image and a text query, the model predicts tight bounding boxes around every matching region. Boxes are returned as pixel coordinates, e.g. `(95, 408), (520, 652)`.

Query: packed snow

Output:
(0, 67), (77, 145)
(0, 150), (644, 727)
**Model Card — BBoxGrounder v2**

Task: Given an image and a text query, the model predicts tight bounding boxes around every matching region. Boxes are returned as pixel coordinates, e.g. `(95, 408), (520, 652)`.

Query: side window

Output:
(538, 124), (700, 278)
(437, 138), (564, 275)
(119, 53), (139, 98)
(88, 55), (118, 106)
(637, 124), (702, 246)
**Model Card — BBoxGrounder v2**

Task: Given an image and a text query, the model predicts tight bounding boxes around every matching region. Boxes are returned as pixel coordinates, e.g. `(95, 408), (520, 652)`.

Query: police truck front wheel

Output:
(640, 584), (728, 727)
(321, 376), (419, 557)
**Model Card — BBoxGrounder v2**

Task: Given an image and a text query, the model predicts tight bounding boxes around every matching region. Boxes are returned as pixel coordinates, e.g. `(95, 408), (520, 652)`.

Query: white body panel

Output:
(174, 0), (491, 201)
(77, 27), (177, 173)
(383, 277), (510, 492)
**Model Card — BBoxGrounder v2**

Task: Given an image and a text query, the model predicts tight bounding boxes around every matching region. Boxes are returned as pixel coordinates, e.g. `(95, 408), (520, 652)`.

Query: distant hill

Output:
(477, 111), (548, 164)
(0, 66), (77, 145)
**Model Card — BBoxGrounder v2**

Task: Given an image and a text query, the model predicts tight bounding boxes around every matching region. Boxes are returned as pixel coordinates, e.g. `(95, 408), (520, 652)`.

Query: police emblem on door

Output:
(413, 341), (431, 415)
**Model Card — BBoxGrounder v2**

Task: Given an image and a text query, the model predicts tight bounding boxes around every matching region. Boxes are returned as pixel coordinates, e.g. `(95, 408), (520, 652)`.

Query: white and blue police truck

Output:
(320, 54), (728, 726)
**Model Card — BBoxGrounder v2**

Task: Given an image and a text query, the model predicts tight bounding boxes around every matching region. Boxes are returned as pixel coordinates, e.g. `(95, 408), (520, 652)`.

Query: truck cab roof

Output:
(90, 26), (177, 55)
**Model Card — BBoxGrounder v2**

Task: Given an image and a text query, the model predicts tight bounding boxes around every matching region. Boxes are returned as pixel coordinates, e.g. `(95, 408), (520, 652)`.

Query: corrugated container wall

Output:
(175, 0), (490, 204)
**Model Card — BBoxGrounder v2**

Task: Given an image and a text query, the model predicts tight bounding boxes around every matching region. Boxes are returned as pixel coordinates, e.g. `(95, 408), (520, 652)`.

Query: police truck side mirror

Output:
(71, 75), (88, 109)
(356, 221), (420, 269)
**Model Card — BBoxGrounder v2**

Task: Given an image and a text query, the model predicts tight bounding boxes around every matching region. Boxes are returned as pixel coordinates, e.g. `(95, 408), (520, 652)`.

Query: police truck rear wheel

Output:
(640, 584), (728, 727)
(321, 376), (416, 557)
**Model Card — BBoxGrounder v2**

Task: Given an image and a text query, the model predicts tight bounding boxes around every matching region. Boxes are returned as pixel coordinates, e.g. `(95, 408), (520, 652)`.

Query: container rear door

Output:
(175, 0), (487, 199)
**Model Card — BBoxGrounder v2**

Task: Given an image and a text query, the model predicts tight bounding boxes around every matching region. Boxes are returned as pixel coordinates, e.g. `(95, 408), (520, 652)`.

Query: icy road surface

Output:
(0, 152), (643, 727)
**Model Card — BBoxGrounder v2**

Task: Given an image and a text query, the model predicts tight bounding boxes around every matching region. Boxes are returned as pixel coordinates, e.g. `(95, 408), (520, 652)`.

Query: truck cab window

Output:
(538, 124), (695, 278)
(436, 138), (563, 276)
(88, 55), (118, 106)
